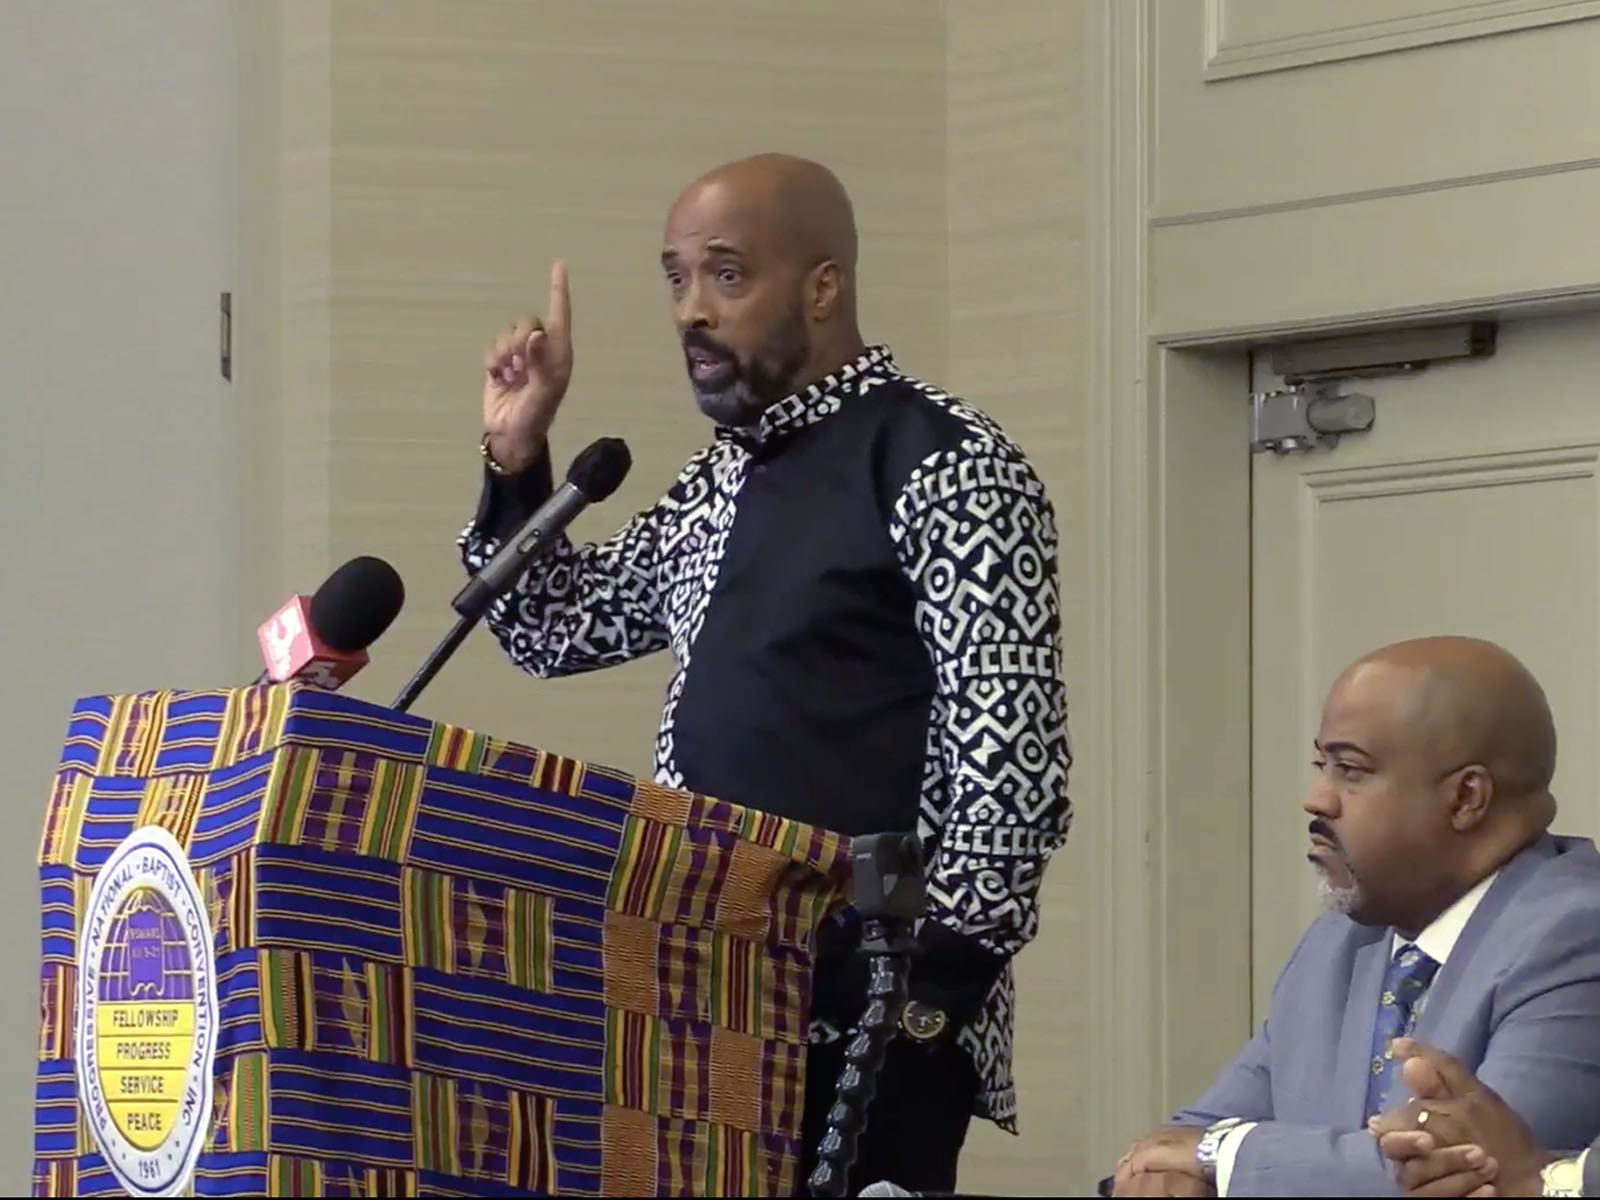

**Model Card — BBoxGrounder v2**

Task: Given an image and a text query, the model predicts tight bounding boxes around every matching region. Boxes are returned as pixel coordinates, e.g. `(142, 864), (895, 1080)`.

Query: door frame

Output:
(1082, 0), (1600, 1164)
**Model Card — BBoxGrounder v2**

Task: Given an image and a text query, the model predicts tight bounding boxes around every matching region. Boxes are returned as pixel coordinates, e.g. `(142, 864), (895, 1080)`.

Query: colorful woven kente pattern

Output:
(35, 684), (853, 1196)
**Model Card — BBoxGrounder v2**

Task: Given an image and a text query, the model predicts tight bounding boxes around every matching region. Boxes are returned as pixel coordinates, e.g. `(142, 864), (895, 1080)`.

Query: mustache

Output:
(682, 329), (738, 363)
(1308, 819), (1343, 852)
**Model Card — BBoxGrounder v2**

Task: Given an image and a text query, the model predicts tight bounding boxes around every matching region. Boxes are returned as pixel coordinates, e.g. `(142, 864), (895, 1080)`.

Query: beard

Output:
(1309, 818), (1366, 916)
(683, 305), (811, 428)
(1316, 871), (1366, 916)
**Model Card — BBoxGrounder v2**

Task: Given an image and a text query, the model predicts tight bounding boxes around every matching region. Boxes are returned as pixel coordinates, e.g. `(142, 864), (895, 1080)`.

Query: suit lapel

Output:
(1335, 933), (1391, 1125)
(1411, 835), (1558, 1041)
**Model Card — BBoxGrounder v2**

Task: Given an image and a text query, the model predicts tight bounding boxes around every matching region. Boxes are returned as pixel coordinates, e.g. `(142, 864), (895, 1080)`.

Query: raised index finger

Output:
(545, 259), (571, 341)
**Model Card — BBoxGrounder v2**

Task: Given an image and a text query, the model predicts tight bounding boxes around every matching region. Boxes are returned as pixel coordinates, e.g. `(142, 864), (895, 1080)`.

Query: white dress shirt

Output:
(1214, 871), (1499, 1196)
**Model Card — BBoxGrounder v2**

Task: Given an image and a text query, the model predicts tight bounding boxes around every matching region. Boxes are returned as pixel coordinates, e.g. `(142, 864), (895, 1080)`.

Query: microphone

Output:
(391, 437), (632, 714)
(859, 1184), (916, 1197)
(256, 555), (406, 689)
(450, 436), (633, 621)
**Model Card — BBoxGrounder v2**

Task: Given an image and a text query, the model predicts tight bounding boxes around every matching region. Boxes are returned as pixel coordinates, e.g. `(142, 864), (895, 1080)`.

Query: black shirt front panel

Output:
(671, 392), (963, 839)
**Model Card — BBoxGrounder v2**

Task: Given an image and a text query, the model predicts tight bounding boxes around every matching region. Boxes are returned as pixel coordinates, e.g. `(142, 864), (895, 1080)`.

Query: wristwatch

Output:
(1196, 1117), (1244, 1186)
(1542, 1155), (1583, 1198)
(899, 1000), (949, 1042)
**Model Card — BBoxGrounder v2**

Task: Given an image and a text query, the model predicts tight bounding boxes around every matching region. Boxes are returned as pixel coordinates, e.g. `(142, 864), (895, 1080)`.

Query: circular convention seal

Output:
(75, 824), (217, 1198)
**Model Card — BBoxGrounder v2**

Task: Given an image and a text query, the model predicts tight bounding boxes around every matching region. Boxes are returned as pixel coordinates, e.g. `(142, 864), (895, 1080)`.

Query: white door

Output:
(1147, 0), (1600, 1141)
(1250, 312), (1600, 1019)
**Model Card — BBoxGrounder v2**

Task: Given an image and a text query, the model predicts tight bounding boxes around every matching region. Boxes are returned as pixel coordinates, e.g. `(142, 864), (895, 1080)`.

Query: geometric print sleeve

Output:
(888, 439), (1075, 962)
(457, 447), (709, 679)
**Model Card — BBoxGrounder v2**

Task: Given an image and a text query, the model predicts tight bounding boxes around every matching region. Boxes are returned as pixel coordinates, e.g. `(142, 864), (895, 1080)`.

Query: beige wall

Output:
(947, 3), (1094, 1190)
(239, 0), (1098, 1193)
(1, 1), (243, 1185)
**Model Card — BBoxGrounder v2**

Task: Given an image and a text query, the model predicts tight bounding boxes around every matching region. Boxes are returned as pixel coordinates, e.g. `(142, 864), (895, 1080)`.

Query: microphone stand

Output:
(391, 612), (480, 714)
(391, 542), (545, 715)
(807, 832), (928, 1199)
(391, 437), (630, 715)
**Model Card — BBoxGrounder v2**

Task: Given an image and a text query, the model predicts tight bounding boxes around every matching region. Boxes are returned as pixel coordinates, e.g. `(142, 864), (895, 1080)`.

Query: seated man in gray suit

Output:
(1111, 636), (1600, 1198)
(1373, 1040), (1595, 1196)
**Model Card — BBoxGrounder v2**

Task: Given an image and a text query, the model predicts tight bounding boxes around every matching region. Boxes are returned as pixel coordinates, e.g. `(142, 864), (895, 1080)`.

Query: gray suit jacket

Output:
(1172, 835), (1600, 1197)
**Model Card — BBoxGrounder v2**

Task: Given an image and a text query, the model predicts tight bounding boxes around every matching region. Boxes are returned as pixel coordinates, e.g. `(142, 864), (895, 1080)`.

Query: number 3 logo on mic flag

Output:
(258, 600), (308, 682)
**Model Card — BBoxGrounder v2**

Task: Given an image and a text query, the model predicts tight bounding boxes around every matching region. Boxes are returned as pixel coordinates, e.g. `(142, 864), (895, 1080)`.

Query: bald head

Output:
(673, 153), (859, 281)
(1346, 635), (1556, 803)
(661, 153), (867, 427)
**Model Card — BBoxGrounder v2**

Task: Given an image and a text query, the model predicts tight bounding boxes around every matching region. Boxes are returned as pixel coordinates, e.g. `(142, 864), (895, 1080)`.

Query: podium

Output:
(33, 683), (853, 1197)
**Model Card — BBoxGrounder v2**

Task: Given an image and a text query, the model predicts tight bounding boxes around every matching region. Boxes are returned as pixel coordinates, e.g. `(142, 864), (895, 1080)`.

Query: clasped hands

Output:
(1111, 1039), (1550, 1199)
(1111, 1126), (1211, 1197)
(1369, 1038), (1552, 1198)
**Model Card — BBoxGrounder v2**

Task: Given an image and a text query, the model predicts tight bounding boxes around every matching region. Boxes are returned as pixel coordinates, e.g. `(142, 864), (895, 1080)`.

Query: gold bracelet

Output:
(480, 432), (510, 476)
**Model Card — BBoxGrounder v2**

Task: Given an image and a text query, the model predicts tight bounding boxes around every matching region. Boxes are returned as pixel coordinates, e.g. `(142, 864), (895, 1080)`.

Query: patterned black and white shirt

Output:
(459, 346), (1073, 1130)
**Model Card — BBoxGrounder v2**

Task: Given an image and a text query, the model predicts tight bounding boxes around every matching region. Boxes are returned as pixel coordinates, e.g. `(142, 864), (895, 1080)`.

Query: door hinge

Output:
(1250, 382), (1374, 455)
(219, 291), (232, 382)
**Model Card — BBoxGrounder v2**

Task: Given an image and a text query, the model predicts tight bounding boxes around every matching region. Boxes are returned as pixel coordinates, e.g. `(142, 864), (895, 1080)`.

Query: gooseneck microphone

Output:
(391, 437), (632, 713)
(256, 555), (407, 689)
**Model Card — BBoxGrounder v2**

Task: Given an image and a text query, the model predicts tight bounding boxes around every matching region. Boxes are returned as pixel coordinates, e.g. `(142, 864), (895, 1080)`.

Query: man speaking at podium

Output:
(456, 153), (1074, 1193)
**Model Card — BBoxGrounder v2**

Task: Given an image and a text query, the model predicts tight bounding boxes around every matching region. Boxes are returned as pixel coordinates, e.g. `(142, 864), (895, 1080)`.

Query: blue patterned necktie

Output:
(1363, 942), (1441, 1119)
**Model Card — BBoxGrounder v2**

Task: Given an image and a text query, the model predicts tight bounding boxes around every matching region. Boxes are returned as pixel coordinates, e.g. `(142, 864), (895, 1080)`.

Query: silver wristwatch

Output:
(1196, 1117), (1244, 1186)
(1542, 1155), (1583, 1198)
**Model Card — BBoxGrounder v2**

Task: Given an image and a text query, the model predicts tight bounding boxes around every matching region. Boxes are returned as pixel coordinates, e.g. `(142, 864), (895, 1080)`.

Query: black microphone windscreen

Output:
(309, 555), (406, 652)
(565, 437), (632, 502)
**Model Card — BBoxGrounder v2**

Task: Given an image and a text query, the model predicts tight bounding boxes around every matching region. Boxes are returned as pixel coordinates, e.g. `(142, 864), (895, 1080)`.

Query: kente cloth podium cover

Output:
(34, 683), (853, 1197)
